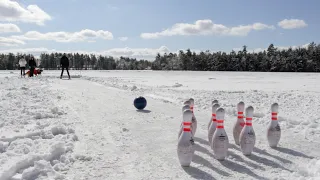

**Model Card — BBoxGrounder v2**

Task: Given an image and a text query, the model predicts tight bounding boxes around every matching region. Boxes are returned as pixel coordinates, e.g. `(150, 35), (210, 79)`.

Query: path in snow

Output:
(53, 77), (319, 180)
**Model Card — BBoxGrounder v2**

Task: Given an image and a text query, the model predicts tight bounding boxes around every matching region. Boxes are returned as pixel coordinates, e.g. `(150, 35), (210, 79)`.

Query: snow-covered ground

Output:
(0, 70), (319, 180)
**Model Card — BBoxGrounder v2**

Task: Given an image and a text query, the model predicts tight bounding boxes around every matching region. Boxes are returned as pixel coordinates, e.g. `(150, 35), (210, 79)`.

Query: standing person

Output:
(60, 53), (70, 79)
(29, 56), (37, 77)
(18, 56), (27, 77)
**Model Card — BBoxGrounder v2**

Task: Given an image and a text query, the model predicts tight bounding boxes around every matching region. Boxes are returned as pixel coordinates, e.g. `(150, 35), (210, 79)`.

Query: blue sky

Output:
(0, 0), (319, 60)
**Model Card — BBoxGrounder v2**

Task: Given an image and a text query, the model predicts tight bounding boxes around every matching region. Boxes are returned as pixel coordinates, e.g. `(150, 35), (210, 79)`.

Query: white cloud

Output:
(140, 19), (275, 39)
(11, 29), (114, 42)
(0, 23), (21, 33)
(0, 47), (51, 54)
(278, 19), (307, 29)
(0, 36), (25, 46)
(276, 43), (310, 50)
(0, 0), (51, 25)
(0, 46), (172, 60)
(118, 37), (128, 41)
(104, 46), (170, 58)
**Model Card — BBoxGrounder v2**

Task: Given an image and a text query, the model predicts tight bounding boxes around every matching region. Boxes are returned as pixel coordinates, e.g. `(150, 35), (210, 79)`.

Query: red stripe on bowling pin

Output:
(245, 117), (252, 126)
(212, 113), (216, 122)
(183, 122), (192, 126)
(237, 111), (244, 119)
(216, 119), (224, 129)
(271, 112), (277, 120)
(181, 122), (192, 131)
(183, 128), (191, 132)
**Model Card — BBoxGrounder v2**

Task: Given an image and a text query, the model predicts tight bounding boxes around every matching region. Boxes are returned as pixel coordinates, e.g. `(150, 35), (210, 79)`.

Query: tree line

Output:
(1, 42), (320, 72)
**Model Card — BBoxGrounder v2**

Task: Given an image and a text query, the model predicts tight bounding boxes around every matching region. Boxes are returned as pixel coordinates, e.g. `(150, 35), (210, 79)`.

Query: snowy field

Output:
(0, 70), (319, 180)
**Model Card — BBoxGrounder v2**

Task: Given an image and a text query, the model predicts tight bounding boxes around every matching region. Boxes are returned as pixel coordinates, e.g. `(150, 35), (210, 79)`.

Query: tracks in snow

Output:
(56, 77), (319, 180)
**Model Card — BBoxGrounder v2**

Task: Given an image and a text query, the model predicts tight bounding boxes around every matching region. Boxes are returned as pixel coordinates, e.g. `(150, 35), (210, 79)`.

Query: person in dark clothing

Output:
(28, 56), (37, 77)
(60, 53), (71, 79)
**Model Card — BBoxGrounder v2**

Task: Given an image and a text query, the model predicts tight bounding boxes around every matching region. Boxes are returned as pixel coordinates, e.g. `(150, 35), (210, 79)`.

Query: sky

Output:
(0, 0), (319, 60)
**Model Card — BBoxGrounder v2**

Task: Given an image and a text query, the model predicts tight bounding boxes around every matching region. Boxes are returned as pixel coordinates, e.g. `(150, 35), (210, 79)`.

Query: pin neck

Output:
(216, 119), (224, 129)
(212, 113), (216, 122)
(182, 122), (192, 126)
(237, 111), (244, 119)
(271, 112), (278, 121)
(245, 117), (252, 126)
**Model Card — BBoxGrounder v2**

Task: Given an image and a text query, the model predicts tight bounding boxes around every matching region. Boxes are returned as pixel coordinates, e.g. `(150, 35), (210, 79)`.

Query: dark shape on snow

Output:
(192, 154), (231, 177)
(193, 137), (209, 146)
(253, 147), (292, 164)
(134, 96), (147, 110)
(194, 143), (212, 158)
(227, 150), (266, 170)
(136, 109), (151, 113)
(60, 54), (71, 79)
(219, 159), (268, 180)
(182, 166), (217, 180)
(245, 153), (293, 173)
(274, 146), (314, 159)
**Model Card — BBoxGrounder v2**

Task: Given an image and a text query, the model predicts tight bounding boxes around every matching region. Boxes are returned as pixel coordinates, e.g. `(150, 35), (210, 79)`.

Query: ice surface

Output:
(0, 70), (319, 180)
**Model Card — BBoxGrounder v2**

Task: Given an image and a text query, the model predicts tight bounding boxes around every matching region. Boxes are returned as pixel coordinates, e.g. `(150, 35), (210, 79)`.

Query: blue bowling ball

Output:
(134, 96), (147, 110)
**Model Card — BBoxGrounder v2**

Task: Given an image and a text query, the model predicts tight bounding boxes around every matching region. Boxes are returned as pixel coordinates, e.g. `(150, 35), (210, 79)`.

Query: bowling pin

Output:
(177, 110), (195, 166)
(211, 107), (229, 160)
(182, 104), (190, 113)
(184, 100), (190, 105)
(239, 106), (256, 156)
(189, 98), (194, 109)
(212, 99), (219, 105)
(178, 109), (193, 138)
(208, 102), (219, 129)
(233, 101), (245, 145)
(189, 98), (197, 136)
(208, 103), (220, 146)
(267, 103), (281, 148)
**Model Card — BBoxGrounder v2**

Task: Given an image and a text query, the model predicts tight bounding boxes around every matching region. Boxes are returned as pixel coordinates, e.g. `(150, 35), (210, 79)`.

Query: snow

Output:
(0, 70), (319, 180)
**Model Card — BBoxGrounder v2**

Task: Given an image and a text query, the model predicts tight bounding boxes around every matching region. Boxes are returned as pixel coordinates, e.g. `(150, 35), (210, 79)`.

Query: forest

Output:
(0, 42), (320, 72)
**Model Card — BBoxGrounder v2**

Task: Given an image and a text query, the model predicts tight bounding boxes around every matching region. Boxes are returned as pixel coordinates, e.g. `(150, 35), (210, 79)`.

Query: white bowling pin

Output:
(189, 98), (197, 136)
(177, 110), (195, 166)
(184, 100), (191, 106)
(233, 101), (245, 145)
(212, 99), (219, 105)
(211, 107), (229, 160)
(182, 104), (190, 113)
(239, 106), (256, 156)
(178, 109), (193, 138)
(208, 100), (219, 129)
(189, 98), (194, 106)
(208, 103), (220, 146)
(267, 103), (281, 148)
